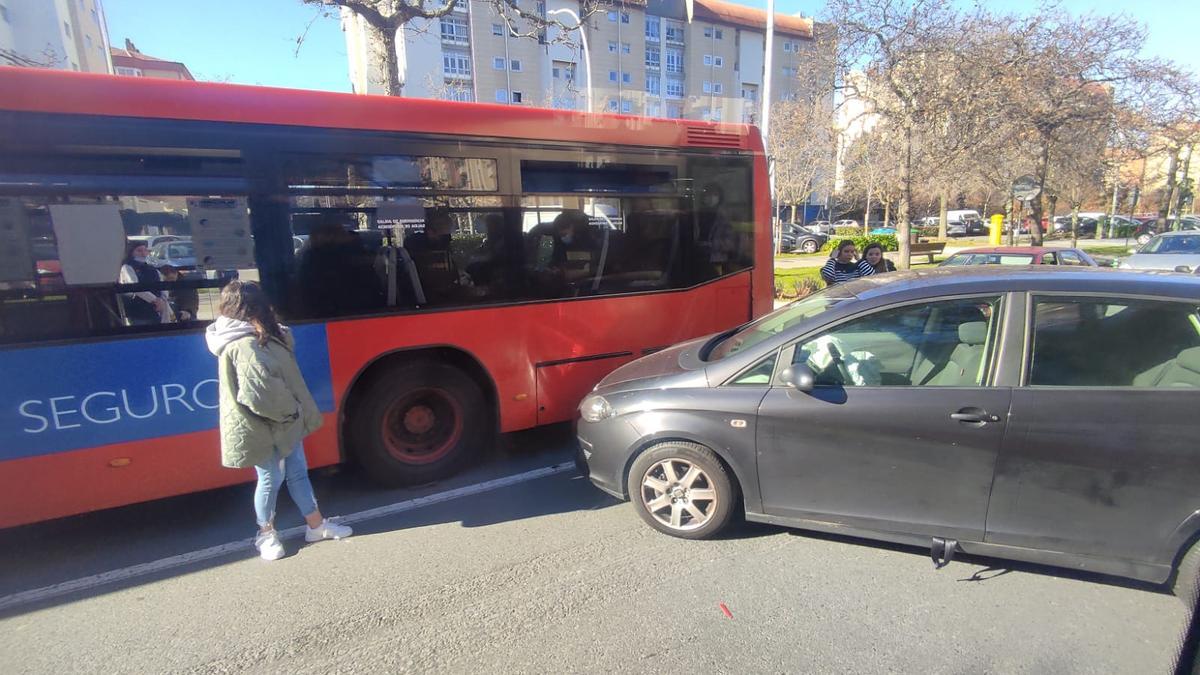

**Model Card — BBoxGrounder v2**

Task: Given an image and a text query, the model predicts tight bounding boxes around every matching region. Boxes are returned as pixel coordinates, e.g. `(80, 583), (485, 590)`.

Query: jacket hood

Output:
(205, 316), (257, 356)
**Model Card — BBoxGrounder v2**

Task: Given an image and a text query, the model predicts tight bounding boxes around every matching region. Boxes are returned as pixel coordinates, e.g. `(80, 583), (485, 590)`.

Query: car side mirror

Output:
(780, 364), (815, 393)
(1175, 265), (1192, 273)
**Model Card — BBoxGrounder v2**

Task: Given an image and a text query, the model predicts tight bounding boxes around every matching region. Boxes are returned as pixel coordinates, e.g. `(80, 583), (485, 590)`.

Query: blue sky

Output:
(104, 0), (1197, 93)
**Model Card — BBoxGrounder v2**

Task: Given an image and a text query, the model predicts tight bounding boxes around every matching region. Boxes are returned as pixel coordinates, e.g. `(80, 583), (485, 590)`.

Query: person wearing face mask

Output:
(119, 240), (170, 325)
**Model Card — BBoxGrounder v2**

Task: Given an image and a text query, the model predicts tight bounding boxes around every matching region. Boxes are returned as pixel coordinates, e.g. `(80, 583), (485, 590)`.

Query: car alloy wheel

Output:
(801, 240), (819, 253)
(640, 458), (719, 531)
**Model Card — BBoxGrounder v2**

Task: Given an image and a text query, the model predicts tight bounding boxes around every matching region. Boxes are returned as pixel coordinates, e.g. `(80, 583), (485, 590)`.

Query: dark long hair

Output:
(218, 280), (284, 346)
(125, 239), (148, 265)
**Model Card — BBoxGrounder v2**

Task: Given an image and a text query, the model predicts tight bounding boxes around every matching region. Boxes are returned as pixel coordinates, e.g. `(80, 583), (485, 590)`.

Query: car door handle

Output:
(950, 408), (1000, 425)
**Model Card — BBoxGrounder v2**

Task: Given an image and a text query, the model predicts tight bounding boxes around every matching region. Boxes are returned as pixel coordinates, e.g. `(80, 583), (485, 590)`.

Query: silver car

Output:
(1120, 231), (1200, 273)
(577, 266), (1200, 603)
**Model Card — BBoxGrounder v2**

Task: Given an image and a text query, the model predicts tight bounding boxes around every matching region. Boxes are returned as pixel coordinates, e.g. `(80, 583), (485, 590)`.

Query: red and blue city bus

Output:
(0, 67), (771, 528)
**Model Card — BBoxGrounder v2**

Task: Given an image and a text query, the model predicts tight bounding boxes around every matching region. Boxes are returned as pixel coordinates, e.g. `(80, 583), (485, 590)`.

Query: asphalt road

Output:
(0, 427), (1190, 674)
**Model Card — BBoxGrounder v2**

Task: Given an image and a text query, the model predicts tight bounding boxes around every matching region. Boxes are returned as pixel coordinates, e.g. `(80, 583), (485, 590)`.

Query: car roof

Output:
(837, 266), (1200, 303)
(1152, 230), (1199, 237)
(953, 246), (1055, 254)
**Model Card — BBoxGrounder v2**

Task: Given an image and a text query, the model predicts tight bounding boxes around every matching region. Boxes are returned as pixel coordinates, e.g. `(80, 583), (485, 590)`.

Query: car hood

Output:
(1121, 253), (1200, 271)
(593, 335), (711, 394)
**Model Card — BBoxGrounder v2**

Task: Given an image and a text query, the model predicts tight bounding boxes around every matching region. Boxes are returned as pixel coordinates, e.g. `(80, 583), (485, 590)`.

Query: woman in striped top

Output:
(820, 240), (876, 284)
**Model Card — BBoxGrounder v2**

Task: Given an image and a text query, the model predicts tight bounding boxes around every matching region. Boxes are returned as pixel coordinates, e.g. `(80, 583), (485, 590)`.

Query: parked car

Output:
(127, 234), (186, 250)
(808, 220), (833, 233)
(1051, 216), (1099, 236)
(147, 240), (197, 270)
(1118, 231), (1200, 272)
(1133, 218), (1200, 245)
(940, 247), (1098, 267)
(778, 226), (827, 254)
(832, 219), (860, 229)
(576, 266), (1200, 603)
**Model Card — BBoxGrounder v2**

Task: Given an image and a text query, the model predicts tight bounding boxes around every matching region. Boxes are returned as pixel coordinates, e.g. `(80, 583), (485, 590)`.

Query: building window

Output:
(608, 70), (618, 83)
(446, 88), (474, 102)
(665, 21), (684, 43)
(496, 89), (509, 103)
(715, 29), (723, 40)
(115, 66), (142, 77)
(621, 42), (631, 54)
(713, 83), (723, 94)
(645, 46), (660, 69)
(607, 99), (618, 111)
(608, 40), (617, 53)
(667, 103), (683, 119)
(704, 26), (712, 38)
(645, 16), (660, 41)
(714, 56), (724, 68)
(646, 102), (661, 117)
(607, 10), (617, 21)
(742, 86), (758, 101)
(553, 60), (574, 81)
(665, 48), (683, 74)
(440, 16), (469, 43)
(493, 57), (506, 70)
(622, 72), (631, 84)
(712, 107), (722, 121)
(703, 54), (712, 66)
(510, 59), (522, 72)
(621, 12), (630, 23)
(443, 53), (471, 77)
(646, 76), (660, 95)
(666, 79), (684, 98)
(784, 42), (792, 53)
(782, 66), (797, 77)
(492, 23), (504, 36)
(621, 99), (632, 114)
(512, 91), (523, 103)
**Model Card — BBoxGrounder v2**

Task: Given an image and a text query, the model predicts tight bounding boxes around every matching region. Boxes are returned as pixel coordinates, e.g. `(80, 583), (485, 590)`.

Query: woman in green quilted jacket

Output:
(206, 281), (352, 560)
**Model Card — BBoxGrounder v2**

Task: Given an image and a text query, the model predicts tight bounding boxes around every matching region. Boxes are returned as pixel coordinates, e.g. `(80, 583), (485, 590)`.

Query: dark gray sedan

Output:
(577, 267), (1200, 602)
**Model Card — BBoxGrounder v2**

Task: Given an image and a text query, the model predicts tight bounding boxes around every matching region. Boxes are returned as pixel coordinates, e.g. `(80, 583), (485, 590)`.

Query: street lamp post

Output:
(547, 8), (592, 113)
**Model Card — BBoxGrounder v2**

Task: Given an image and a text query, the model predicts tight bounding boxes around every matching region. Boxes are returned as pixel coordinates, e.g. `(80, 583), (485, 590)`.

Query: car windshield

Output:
(1140, 235), (1200, 254)
(705, 289), (850, 361)
(943, 253), (1034, 266)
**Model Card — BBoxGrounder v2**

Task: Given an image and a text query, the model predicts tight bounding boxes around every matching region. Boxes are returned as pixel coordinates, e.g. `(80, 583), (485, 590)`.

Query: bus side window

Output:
(688, 158), (754, 282)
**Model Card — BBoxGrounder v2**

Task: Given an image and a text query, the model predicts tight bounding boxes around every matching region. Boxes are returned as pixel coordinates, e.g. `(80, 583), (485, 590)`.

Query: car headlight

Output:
(579, 395), (613, 423)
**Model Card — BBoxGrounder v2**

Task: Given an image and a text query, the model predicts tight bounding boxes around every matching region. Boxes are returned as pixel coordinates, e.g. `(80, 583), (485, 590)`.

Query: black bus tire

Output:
(349, 361), (487, 486)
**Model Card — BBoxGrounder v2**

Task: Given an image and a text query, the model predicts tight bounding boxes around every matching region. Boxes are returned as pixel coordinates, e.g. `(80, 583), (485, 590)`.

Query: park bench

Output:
(909, 241), (946, 264)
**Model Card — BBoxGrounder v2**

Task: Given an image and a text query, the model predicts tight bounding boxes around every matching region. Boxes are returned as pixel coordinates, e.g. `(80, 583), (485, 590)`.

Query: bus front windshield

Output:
(705, 288), (851, 361)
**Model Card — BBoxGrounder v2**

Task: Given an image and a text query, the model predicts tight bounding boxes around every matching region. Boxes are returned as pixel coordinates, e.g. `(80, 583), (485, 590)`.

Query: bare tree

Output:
(826, 0), (998, 268)
(302, 0), (603, 96)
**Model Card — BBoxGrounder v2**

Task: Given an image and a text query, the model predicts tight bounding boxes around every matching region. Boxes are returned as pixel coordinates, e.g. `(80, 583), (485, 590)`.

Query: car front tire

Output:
(1174, 538), (1200, 609)
(800, 239), (819, 254)
(627, 441), (737, 540)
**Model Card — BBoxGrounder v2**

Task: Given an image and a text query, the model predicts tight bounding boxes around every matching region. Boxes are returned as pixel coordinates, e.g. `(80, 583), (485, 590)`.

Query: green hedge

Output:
(820, 234), (899, 254)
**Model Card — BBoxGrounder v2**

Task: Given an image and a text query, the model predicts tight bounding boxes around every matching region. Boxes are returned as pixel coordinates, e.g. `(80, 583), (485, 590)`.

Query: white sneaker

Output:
(305, 518), (353, 542)
(255, 529), (286, 561)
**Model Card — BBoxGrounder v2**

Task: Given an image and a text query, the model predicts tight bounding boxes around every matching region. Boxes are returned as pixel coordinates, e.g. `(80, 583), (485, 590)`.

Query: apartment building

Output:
(0, 0), (112, 73)
(342, 0), (822, 123)
(110, 38), (194, 80)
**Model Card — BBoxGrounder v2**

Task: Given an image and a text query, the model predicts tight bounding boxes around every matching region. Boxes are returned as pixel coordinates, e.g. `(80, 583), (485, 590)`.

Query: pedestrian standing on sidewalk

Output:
(820, 240), (876, 284)
(862, 242), (897, 274)
(206, 280), (351, 560)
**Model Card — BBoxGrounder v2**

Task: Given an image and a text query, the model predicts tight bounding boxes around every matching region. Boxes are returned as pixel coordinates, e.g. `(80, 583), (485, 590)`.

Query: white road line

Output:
(0, 462), (577, 614)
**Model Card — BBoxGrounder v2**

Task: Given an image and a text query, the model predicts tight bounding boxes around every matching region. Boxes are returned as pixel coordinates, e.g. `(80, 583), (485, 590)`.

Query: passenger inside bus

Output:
(466, 211), (523, 297)
(696, 182), (740, 278)
(118, 239), (170, 325)
(295, 218), (385, 318)
(405, 208), (462, 303)
(526, 209), (607, 297)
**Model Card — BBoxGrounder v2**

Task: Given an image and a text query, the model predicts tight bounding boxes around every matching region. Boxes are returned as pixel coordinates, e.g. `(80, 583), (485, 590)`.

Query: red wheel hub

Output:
(381, 388), (464, 465)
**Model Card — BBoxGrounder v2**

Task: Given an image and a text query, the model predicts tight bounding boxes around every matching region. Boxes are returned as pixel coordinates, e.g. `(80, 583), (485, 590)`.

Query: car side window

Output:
(1041, 252), (1057, 265)
(729, 352), (778, 385)
(1029, 298), (1200, 387)
(1059, 251), (1084, 266)
(789, 296), (1002, 387)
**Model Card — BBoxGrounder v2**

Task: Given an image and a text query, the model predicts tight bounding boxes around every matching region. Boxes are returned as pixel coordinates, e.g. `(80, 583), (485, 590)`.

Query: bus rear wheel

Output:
(351, 361), (487, 486)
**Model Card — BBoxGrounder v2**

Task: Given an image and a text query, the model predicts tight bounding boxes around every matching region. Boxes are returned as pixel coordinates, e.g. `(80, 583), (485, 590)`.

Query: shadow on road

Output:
(0, 424), (619, 617)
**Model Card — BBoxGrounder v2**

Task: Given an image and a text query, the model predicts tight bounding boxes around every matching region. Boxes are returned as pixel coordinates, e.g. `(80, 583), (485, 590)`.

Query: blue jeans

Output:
(253, 444), (318, 528)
